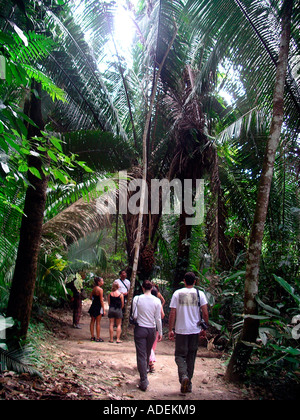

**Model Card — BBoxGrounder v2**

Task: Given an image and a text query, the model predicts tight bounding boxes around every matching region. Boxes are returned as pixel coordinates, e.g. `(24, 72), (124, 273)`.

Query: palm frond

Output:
(67, 231), (108, 272)
(41, 195), (112, 251)
(42, 3), (129, 140)
(0, 346), (42, 378)
(61, 129), (135, 172)
(185, 0), (300, 129)
(0, 181), (25, 287)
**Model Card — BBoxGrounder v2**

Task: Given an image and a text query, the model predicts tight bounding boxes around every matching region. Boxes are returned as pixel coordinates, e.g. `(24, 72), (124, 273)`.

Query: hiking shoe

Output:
(139, 379), (149, 392)
(180, 376), (189, 393)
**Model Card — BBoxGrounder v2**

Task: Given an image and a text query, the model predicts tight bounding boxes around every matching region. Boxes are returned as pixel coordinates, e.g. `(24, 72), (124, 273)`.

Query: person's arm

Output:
(158, 292), (165, 307)
(161, 305), (165, 320)
(201, 304), (209, 325)
(124, 280), (130, 297)
(199, 303), (209, 337)
(168, 308), (176, 341)
(132, 297), (137, 320)
(120, 293), (124, 309)
(100, 288), (105, 316)
(107, 293), (110, 306)
(155, 302), (163, 341)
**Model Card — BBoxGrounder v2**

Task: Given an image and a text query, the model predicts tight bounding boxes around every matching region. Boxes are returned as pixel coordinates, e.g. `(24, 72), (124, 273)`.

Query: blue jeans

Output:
(175, 333), (199, 383)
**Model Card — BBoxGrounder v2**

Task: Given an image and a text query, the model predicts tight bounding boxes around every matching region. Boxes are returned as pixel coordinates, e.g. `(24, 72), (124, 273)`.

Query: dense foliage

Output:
(0, 0), (299, 386)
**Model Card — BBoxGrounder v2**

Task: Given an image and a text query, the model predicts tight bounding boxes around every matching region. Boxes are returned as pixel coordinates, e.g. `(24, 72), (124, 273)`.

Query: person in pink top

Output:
(149, 284), (165, 372)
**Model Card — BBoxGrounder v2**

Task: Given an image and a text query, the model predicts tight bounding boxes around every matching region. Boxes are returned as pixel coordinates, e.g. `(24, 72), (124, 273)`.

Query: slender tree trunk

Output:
(6, 82), (48, 342)
(173, 211), (192, 289)
(122, 26), (178, 338)
(225, 0), (293, 382)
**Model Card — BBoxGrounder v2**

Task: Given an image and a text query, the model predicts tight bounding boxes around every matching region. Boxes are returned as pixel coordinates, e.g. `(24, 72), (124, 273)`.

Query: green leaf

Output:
(0, 135), (8, 153)
(256, 296), (281, 316)
(53, 169), (68, 184)
(224, 271), (245, 284)
(77, 161), (94, 173)
(18, 163), (28, 172)
(271, 344), (300, 356)
(244, 314), (270, 320)
(273, 274), (300, 306)
(29, 166), (42, 179)
(49, 136), (63, 152)
(3, 134), (21, 153)
(47, 150), (58, 162)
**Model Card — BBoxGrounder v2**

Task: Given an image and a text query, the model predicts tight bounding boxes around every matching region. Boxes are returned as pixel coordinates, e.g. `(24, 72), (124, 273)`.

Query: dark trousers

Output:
(175, 333), (199, 383)
(72, 296), (82, 325)
(134, 325), (156, 383)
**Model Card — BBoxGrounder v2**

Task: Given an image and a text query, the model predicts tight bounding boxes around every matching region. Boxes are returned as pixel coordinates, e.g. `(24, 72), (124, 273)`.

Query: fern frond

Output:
(0, 346), (42, 378)
(22, 65), (66, 102)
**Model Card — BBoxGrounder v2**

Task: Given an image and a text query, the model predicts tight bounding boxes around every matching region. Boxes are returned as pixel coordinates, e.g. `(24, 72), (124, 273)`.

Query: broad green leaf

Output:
(271, 344), (300, 356)
(49, 136), (63, 152)
(29, 166), (42, 179)
(53, 169), (68, 184)
(256, 296), (281, 316)
(18, 163), (28, 172)
(273, 275), (300, 306)
(47, 150), (58, 162)
(77, 161), (94, 173)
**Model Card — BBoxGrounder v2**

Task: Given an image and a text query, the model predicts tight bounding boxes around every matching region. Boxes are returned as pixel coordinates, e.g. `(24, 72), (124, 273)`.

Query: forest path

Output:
(50, 300), (249, 401)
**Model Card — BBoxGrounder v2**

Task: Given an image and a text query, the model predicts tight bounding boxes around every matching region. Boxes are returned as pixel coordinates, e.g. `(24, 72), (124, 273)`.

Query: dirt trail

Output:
(51, 300), (248, 401)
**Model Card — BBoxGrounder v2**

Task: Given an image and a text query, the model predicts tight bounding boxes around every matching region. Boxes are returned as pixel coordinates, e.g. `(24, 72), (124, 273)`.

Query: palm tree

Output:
(1, 0), (134, 341)
(1, 0), (299, 355)
(225, 0), (294, 382)
(6, 80), (49, 340)
(0, 8), (68, 338)
(40, 0), (299, 291)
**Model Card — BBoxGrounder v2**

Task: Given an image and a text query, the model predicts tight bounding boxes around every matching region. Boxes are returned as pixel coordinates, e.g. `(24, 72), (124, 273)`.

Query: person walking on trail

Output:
(107, 281), (124, 343)
(168, 272), (209, 394)
(88, 276), (105, 342)
(132, 280), (162, 392)
(149, 285), (165, 373)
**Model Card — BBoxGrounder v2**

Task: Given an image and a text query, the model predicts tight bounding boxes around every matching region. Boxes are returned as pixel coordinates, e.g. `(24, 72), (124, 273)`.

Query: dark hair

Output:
(94, 276), (103, 285)
(184, 272), (196, 285)
(142, 280), (153, 291)
(119, 269), (127, 275)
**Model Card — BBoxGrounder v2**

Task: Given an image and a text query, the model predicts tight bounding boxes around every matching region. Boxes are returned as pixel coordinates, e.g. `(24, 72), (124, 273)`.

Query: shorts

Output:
(108, 307), (123, 319)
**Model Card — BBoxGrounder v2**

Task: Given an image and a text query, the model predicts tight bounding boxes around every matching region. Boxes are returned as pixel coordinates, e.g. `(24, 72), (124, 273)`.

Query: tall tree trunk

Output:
(173, 210), (192, 289)
(6, 82), (48, 341)
(225, 0), (293, 382)
(122, 27), (178, 338)
(206, 147), (233, 270)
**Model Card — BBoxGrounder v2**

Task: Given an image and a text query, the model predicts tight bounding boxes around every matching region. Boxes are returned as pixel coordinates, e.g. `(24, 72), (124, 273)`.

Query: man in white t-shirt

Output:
(169, 272), (208, 394)
(115, 270), (130, 302)
(132, 280), (162, 391)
